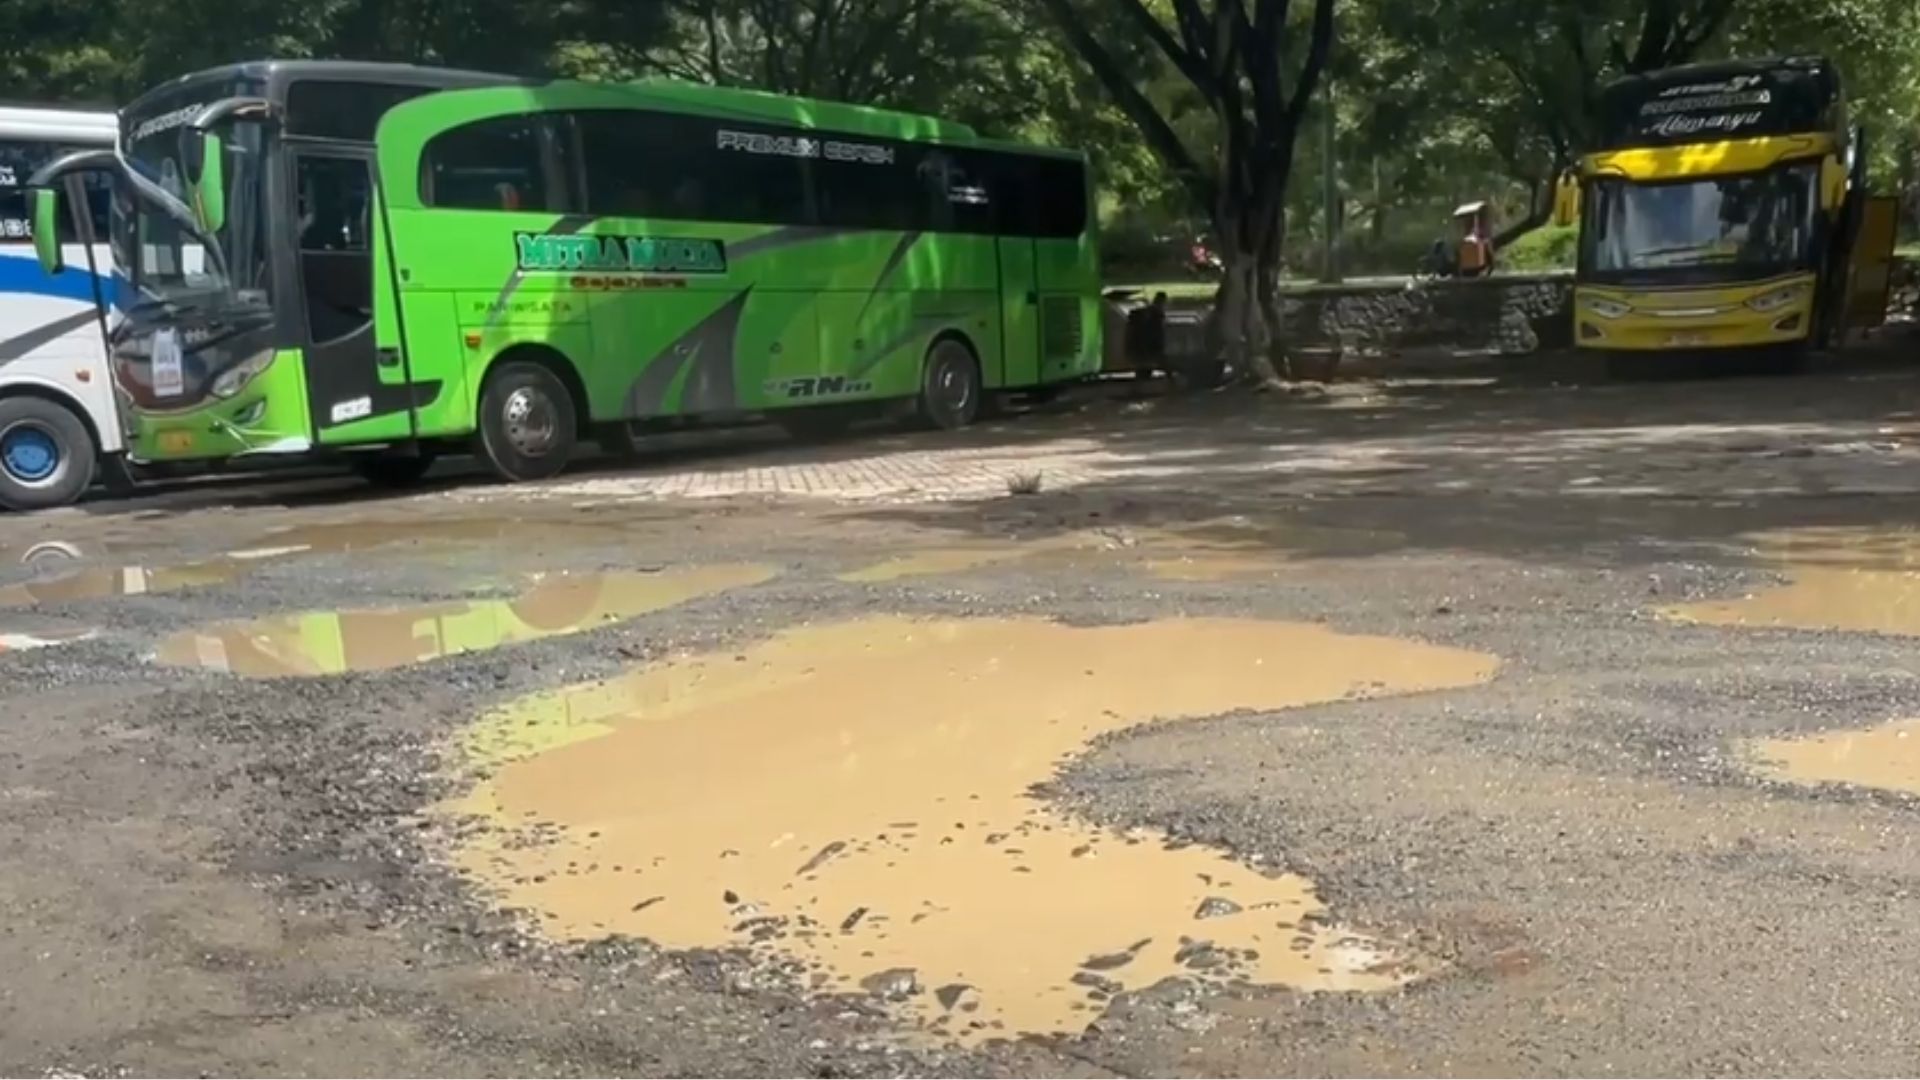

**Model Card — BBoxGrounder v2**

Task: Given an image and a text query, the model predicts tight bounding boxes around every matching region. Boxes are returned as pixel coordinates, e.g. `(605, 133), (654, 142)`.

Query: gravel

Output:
(6, 349), (1920, 1075)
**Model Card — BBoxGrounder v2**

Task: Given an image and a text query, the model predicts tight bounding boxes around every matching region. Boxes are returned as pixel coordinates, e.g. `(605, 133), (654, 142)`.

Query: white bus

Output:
(0, 105), (119, 511)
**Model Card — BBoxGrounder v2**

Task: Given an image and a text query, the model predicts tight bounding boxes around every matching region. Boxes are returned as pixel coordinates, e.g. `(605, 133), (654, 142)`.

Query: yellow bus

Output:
(1557, 56), (1899, 376)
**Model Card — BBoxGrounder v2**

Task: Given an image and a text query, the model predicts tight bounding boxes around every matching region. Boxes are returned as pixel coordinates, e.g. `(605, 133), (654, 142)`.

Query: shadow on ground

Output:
(49, 334), (1920, 577)
(841, 334), (1920, 569)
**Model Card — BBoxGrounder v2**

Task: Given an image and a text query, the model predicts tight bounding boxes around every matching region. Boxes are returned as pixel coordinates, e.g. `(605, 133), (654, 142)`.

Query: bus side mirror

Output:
(30, 189), (64, 275)
(189, 131), (226, 235)
(1551, 172), (1581, 228)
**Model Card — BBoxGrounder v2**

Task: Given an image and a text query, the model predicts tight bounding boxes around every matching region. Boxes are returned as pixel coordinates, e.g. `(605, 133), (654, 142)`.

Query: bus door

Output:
(1843, 195), (1900, 333)
(996, 235), (1040, 386)
(289, 146), (417, 444)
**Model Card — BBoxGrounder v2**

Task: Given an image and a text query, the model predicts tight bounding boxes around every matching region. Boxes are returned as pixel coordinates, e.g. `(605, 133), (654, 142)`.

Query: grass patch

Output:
(1006, 471), (1044, 496)
(1103, 280), (1219, 300)
(1501, 224), (1578, 272)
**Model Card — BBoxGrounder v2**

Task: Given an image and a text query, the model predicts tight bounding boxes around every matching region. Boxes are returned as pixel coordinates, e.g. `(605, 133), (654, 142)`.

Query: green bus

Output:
(28, 61), (1100, 486)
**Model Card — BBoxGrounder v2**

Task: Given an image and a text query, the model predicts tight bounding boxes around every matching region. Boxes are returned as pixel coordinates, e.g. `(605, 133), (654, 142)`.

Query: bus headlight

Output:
(1744, 284), (1807, 313)
(210, 350), (275, 399)
(231, 399), (267, 427)
(1583, 297), (1631, 319)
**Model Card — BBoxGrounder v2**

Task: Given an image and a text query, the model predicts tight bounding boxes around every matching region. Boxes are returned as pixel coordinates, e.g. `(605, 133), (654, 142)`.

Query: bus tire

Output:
(352, 449), (437, 488)
(0, 396), (96, 512)
(917, 338), (982, 431)
(477, 361), (577, 483)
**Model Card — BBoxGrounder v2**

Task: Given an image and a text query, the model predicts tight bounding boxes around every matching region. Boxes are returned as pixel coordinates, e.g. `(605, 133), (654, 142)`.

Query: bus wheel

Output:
(917, 339), (982, 431)
(352, 450), (437, 488)
(0, 397), (96, 512)
(477, 362), (577, 482)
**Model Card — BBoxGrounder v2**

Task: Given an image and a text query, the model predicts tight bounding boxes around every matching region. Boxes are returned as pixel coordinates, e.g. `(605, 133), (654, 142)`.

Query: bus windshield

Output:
(1583, 162), (1821, 283)
(117, 97), (270, 312)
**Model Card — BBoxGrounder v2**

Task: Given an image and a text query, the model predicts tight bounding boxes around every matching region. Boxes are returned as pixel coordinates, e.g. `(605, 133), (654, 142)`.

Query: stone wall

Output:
(1891, 256), (1918, 320)
(1157, 257), (1916, 367)
(1285, 273), (1574, 355)
(1161, 272), (1575, 361)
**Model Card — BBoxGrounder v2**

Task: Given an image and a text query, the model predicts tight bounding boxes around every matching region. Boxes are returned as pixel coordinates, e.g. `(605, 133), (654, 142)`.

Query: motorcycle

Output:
(1186, 241), (1224, 279)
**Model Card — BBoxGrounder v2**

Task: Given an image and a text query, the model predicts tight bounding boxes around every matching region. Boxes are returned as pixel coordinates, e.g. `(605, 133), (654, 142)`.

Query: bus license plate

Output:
(158, 431), (194, 454)
(151, 328), (184, 397)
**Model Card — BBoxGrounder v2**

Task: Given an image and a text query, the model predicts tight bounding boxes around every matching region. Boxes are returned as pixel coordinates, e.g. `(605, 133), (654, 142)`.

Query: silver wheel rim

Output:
(502, 385), (559, 457)
(934, 352), (973, 419)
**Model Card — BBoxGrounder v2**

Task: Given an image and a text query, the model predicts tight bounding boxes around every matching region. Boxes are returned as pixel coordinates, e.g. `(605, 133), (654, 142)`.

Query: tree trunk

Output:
(1203, 195), (1289, 389)
(1254, 202), (1290, 383)
(1371, 156), (1385, 246)
(1206, 249), (1284, 388)
(1900, 132), (1919, 240)
(1255, 257), (1288, 383)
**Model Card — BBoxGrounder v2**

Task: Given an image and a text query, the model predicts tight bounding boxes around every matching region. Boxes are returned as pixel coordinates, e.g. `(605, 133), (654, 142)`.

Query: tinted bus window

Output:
(0, 141), (110, 243)
(812, 137), (927, 232)
(927, 148), (997, 235)
(1004, 155), (1087, 239)
(813, 140), (1082, 239)
(487, 106), (1084, 239)
(574, 109), (814, 227)
(288, 82), (433, 141)
(422, 115), (552, 212)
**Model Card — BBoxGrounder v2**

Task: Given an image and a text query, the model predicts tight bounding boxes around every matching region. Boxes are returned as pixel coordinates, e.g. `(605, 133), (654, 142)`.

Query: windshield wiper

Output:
(1633, 244), (1716, 259)
(1660, 253), (1743, 267)
(127, 295), (204, 318)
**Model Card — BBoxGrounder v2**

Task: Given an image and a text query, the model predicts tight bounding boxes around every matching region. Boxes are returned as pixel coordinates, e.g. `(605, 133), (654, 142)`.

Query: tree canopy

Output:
(2, 0), (1915, 281)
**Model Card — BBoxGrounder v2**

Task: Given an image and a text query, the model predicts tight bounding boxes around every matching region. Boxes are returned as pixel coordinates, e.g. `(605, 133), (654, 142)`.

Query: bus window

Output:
(1001, 155), (1087, 239)
(421, 115), (553, 212)
(813, 135), (924, 232)
(0, 148), (32, 243)
(0, 141), (109, 244)
(297, 155), (371, 252)
(294, 153), (375, 343)
(574, 109), (812, 228)
(287, 81), (430, 141)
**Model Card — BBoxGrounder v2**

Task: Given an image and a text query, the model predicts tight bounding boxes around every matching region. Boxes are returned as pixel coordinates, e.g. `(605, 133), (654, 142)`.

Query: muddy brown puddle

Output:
(447, 615), (1496, 1041)
(1747, 718), (1920, 796)
(239, 516), (658, 559)
(153, 565), (773, 677)
(1665, 526), (1920, 636)
(0, 561), (249, 607)
(1, 515), (665, 609)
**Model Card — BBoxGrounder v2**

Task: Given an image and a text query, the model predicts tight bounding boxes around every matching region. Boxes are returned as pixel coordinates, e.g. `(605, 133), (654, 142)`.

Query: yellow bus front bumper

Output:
(1573, 274), (1817, 352)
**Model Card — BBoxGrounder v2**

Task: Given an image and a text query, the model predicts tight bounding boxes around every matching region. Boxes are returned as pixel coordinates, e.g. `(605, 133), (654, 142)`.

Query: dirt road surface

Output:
(6, 344), (1920, 1076)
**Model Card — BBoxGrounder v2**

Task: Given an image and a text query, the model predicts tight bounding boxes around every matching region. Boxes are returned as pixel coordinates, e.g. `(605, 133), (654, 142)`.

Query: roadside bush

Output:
(1501, 224), (1578, 272)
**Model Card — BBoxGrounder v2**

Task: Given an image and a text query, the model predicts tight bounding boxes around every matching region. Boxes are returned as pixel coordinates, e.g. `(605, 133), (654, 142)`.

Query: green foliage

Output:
(3, 0), (1915, 261)
(1342, 0), (1920, 257)
(1725, 0), (1920, 187)
(1500, 224), (1578, 271)
(0, 0), (608, 101)
(587, 0), (1043, 133)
